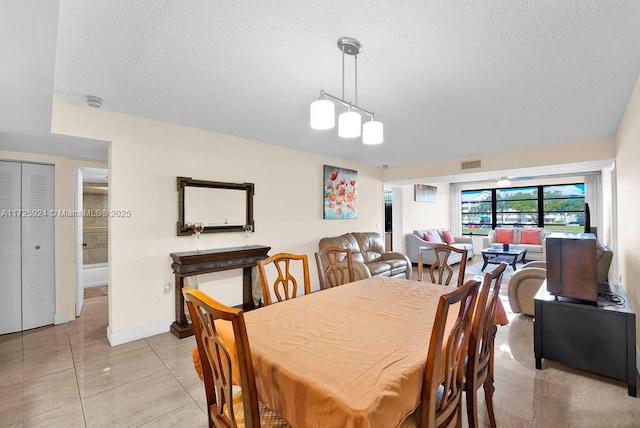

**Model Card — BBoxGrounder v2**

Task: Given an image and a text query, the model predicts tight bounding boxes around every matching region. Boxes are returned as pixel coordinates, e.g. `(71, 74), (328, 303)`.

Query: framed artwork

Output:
(323, 165), (358, 219)
(414, 184), (437, 202)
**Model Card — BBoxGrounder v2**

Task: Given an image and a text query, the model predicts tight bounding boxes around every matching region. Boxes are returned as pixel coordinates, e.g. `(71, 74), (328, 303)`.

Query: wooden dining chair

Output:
(401, 278), (481, 428)
(257, 253), (311, 306)
(465, 262), (508, 428)
(427, 245), (468, 286)
(183, 288), (289, 428)
(314, 246), (355, 290)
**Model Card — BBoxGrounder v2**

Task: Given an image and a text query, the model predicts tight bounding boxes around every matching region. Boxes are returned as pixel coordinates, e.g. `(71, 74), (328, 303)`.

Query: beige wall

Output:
(615, 75), (640, 346)
(383, 137), (616, 183)
(399, 183), (451, 252)
(0, 150), (106, 323)
(51, 100), (384, 343)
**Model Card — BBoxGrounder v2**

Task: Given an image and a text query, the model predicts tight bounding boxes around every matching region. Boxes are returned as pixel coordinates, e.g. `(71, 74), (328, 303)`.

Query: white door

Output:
(0, 161), (23, 334)
(21, 163), (55, 331)
(74, 167), (84, 316)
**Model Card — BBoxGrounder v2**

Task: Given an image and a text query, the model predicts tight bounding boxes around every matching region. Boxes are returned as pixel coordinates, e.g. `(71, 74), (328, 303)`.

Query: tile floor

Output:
(1, 271), (639, 427)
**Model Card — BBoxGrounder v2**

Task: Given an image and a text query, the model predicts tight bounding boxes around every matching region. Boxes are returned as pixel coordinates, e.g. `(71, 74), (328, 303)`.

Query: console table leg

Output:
(171, 274), (194, 338)
(535, 356), (542, 370)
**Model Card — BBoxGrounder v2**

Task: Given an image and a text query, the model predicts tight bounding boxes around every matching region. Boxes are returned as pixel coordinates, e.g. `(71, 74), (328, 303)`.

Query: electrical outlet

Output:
(163, 281), (171, 295)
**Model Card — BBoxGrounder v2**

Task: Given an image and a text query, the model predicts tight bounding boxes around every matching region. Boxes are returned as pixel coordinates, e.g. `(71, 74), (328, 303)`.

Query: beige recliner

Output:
(508, 244), (613, 316)
(507, 262), (547, 316)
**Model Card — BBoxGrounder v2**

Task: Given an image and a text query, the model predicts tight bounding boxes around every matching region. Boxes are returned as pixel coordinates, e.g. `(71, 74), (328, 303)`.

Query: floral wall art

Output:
(323, 165), (358, 219)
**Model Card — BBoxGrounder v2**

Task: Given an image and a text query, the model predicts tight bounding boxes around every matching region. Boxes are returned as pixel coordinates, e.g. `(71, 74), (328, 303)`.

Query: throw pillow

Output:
(520, 229), (541, 245)
(494, 229), (514, 244)
(423, 230), (441, 243)
(441, 230), (456, 245)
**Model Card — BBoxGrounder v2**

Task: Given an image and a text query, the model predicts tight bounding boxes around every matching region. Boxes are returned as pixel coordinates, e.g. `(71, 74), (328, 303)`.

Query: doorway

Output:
(384, 188), (392, 251)
(75, 167), (109, 316)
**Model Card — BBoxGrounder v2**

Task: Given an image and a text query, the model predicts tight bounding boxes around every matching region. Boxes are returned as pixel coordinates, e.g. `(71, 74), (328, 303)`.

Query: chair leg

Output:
(466, 385), (479, 428)
(483, 377), (497, 428)
(484, 326), (498, 428)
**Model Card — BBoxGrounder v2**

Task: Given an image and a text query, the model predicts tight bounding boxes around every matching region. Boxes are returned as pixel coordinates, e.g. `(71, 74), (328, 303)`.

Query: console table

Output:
(169, 245), (270, 338)
(534, 281), (637, 396)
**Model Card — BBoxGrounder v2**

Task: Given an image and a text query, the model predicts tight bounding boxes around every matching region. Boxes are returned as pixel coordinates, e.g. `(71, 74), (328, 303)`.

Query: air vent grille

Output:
(461, 160), (482, 170)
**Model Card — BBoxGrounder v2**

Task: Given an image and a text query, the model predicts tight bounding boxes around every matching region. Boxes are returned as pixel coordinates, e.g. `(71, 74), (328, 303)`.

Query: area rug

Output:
(84, 285), (108, 298)
(464, 261), (524, 280)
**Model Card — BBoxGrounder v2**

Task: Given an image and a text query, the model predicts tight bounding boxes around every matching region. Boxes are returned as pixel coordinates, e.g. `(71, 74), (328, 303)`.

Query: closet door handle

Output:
(35, 245), (40, 250)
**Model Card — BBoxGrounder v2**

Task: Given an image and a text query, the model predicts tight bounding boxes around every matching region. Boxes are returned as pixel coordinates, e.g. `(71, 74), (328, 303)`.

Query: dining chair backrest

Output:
(429, 245), (468, 286)
(465, 262), (508, 428)
(314, 246), (355, 290)
(420, 278), (480, 428)
(183, 288), (261, 428)
(257, 253), (311, 306)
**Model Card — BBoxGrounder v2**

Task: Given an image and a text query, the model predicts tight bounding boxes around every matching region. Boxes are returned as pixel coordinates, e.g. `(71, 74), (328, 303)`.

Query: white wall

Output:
(615, 74), (640, 345)
(51, 100), (384, 344)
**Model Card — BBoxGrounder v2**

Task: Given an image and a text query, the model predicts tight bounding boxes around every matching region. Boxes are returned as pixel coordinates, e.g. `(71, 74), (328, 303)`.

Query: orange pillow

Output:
(520, 229), (541, 245)
(494, 229), (514, 244)
(441, 230), (456, 245)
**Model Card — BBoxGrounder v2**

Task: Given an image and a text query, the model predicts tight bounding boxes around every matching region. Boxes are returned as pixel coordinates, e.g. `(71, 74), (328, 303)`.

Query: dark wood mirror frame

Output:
(177, 176), (254, 235)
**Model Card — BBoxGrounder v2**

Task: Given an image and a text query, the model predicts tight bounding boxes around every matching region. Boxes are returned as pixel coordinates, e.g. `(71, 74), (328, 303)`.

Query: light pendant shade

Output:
(362, 120), (383, 145)
(338, 110), (361, 138)
(310, 99), (335, 130)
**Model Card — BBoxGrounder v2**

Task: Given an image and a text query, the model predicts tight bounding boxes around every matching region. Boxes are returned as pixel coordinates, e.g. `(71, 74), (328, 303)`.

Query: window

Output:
(543, 184), (585, 232)
(496, 187), (538, 228)
(462, 190), (493, 236)
(461, 183), (585, 234)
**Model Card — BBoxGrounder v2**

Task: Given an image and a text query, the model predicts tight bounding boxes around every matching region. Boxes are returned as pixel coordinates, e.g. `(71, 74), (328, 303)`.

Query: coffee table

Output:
(481, 247), (527, 271)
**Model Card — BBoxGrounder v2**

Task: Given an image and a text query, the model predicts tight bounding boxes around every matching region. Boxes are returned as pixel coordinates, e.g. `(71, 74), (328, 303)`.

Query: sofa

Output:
(318, 232), (412, 280)
(508, 243), (613, 316)
(406, 229), (474, 266)
(483, 227), (550, 261)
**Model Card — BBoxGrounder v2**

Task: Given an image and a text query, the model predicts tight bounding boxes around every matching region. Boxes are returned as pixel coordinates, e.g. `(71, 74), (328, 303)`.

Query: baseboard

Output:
(107, 319), (173, 346)
(54, 311), (69, 324)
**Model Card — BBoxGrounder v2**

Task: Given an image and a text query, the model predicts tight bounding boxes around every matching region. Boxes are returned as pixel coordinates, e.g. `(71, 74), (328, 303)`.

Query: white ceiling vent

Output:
(461, 159), (482, 170)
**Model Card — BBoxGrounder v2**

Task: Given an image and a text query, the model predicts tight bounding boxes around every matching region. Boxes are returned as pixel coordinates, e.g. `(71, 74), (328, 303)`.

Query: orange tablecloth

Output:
(205, 276), (508, 428)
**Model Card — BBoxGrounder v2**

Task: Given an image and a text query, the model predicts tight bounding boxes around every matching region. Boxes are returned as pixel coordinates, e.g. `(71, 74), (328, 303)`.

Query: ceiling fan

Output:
(491, 175), (535, 186)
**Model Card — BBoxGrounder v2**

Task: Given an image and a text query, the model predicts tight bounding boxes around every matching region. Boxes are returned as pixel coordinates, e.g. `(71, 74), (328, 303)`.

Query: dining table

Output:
(212, 275), (509, 428)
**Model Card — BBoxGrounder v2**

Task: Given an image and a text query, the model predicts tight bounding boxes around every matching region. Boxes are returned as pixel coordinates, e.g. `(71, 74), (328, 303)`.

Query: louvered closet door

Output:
(21, 163), (54, 331)
(0, 161), (22, 334)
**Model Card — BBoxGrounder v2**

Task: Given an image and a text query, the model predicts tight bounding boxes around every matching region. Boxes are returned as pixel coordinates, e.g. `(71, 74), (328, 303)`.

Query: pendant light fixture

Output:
(310, 37), (383, 145)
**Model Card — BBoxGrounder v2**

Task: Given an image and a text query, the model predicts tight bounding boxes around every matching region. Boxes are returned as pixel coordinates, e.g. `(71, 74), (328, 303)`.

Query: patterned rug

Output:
(84, 285), (108, 298)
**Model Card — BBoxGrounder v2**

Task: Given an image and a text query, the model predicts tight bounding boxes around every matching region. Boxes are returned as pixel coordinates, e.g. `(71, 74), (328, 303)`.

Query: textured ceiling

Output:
(53, 1), (640, 168)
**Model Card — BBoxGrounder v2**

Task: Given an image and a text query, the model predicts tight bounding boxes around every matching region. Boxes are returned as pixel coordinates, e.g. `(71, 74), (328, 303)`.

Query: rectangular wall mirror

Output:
(177, 176), (254, 235)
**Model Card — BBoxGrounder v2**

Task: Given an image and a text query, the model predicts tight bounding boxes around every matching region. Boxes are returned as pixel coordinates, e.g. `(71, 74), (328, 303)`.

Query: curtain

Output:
(584, 173), (602, 237)
(450, 183), (462, 236)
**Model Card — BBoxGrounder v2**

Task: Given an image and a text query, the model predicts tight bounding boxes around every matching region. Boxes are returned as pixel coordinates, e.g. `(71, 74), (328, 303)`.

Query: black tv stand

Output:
(534, 282), (637, 397)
